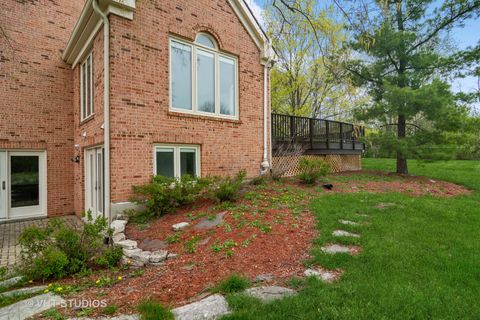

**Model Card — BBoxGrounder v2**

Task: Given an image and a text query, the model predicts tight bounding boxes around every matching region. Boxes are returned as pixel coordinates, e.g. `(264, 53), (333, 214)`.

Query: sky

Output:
(245, 0), (479, 109)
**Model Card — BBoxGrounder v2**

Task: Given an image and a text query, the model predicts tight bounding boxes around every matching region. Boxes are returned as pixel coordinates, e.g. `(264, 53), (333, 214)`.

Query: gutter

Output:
(92, 0), (111, 223)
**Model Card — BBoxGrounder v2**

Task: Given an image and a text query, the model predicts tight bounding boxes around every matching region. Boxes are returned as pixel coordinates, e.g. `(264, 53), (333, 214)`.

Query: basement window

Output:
(80, 53), (93, 120)
(169, 34), (238, 119)
(154, 145), (200, 178)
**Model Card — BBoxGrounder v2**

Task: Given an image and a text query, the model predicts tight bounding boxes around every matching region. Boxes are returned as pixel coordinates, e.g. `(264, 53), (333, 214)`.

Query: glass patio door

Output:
(85, 147), (104, 219)
(0, 151), (47, 220)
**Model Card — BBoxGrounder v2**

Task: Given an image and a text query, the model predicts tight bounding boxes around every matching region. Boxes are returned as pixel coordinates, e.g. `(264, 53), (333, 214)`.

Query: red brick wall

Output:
(108, 0), (269, 203)
(72, 29), (106, 215)
(0, 0), (84, 216)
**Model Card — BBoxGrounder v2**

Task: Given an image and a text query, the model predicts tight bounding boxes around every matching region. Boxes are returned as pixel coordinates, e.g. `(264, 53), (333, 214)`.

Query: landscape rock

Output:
(167, 253), (178, 259)
(149, 250), (168, 263)
(172, 294), (230, 320)
(332, 230), (360, 238)
(172, 222), (190, 231)
(110, 220), (128, 235)
(244, 286), (296, 302)
(194, 212), (226, 230)
(304, 268), (342, 283)
(138, 238), (168, 251)
(0, 293), (65, 319)
(131, 251), (152, 263)
(112, 233), (126, 243)
(68, 314), (140, 320)
(0, 285), (47, 298)
(255, 274), (274, 282)
(117, 239), (138, 250)
(123, 248), (143, 258)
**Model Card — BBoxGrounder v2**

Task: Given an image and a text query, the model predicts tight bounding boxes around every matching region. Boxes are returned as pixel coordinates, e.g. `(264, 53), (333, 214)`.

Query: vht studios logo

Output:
(29, 298), (107, 308)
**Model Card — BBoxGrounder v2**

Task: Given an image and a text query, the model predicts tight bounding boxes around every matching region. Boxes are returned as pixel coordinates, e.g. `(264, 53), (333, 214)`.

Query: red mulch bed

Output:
(71, 185), (317, 313)
(327, 170), (471, 197)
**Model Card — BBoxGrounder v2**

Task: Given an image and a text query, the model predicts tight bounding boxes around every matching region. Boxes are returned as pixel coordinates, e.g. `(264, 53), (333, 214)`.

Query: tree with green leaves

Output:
(266, 0), (367, 120)
(344, 0), (480, 173)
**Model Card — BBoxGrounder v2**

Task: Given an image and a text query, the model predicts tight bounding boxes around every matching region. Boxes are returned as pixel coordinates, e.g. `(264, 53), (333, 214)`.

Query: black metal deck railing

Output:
(272, 113), (365, 154)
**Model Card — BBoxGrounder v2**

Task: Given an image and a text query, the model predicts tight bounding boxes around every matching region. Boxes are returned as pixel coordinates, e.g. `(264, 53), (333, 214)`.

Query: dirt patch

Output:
(327, 170), (471, 197)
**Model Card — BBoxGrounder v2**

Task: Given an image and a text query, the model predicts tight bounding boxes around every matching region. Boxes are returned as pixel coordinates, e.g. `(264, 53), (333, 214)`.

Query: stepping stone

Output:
(304, 268), (342, 283)
(138, 238), (168, 251)
(339, 219), (359, 226)
(172, 222), (190, 231)
(375, 202), (395, 209)
(244, 286), (296, 302)
(110, 220), (128, 235)
(0, 276), (23, 289)
(117, 240), (138, 250)
(332, 230), (360, 238)
(321, 244), (361, 255)
(0, 292), (65, 319)
(0, 285), (47, 298)
(172, 294), (229, 320)
(194, 212), (226, 230)
(149, 250), (168, 263)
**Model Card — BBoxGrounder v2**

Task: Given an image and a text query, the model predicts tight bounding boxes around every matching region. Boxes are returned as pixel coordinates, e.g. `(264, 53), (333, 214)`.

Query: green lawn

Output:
(222, 159), (480, 319)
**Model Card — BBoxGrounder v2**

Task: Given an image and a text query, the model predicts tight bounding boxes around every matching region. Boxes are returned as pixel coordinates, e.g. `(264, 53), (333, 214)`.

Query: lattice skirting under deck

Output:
(272, 154), (361, 177)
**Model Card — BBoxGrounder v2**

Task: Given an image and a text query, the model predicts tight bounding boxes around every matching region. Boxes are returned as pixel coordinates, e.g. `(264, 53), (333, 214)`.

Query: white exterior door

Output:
(0, 150), (47, 220)
(0, 151), (6, 220)
(85, 147), (104, 219)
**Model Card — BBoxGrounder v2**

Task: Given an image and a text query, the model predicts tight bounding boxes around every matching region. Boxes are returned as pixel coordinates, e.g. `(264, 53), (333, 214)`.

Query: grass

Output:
(137, 299), (174, 320)
(213, 274), (250, 294)
(221, 159), (480, 319)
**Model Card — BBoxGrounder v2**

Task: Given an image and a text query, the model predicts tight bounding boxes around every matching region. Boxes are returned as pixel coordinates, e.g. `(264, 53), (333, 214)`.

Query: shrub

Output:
(131, 174), (210, 218)
(18, 211), (118, 280)
(137, 299), (174, 320)
(214, 274), (250, 294)
(210, 170), (246, 202)
(297, 157), (330, 185)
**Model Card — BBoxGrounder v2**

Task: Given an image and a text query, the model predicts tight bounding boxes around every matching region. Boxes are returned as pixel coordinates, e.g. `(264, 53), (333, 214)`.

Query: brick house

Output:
(0, 0), (275, 222)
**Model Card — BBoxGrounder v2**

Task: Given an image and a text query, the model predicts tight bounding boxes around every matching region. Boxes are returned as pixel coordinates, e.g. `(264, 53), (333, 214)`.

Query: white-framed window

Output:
(169, 33), (239, 119)
(80, 53), (93, 120)
(153, 145), (200, 178)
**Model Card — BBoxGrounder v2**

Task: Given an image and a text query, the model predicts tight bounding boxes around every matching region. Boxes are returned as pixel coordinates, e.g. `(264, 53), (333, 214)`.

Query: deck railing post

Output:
(290, 115), (295, 140)
(339, 123), (343, 150)
(309, 118), (314, 150)
(325, 120), (330, 149)
(352, 126), (356, 150)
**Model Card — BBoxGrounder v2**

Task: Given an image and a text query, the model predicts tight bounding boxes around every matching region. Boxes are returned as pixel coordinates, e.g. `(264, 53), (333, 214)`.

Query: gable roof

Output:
(62, 0), (275, 67)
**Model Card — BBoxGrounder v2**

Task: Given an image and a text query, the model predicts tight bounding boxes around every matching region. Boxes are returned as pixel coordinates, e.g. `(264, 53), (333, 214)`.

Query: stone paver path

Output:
(332, 230), (361, 238)
(0, 285), (46, 298)
(339, 219), (359, 226)
(0, 215), (82, 269)
(244, 286), (296, 302)
(0, 292), (65, 320)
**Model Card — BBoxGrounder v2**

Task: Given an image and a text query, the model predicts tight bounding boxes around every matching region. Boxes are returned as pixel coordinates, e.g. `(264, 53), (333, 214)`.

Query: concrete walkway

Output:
(0, 215), (82, 270)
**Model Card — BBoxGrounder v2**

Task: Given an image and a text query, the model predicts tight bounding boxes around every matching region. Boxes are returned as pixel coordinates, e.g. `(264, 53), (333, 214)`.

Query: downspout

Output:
(92, 0), (111, 223)
(261, 53), (273, 175)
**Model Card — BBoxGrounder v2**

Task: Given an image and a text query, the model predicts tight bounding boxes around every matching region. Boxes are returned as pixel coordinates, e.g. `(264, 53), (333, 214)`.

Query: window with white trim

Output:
(154, 145), (200, 178)
(80, 53), (93, 120)
(169, 33), (238, 119)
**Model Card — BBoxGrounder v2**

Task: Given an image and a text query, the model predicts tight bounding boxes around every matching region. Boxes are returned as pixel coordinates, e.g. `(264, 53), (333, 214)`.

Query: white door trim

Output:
(84, 146), (104, 220)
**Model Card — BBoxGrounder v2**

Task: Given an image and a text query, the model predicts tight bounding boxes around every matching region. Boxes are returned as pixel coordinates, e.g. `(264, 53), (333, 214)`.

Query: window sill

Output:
(167, 111), (242, 124)
(79, 114), (95, 125)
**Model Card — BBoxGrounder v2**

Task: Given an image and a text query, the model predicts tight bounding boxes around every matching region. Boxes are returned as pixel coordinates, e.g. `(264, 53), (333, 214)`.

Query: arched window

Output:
(195, 33), (216, 49)
(169, 33), (238, 119)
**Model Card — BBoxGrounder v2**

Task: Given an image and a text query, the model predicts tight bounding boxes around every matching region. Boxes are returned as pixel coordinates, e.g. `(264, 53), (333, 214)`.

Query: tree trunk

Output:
(396, 114), (408, 174)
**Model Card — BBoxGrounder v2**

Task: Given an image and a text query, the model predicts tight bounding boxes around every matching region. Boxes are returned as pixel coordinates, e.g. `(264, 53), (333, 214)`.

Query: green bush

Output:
(131, 174), (211, 218)
(297, 157), (330, 184)
(211, 170), (246, 202)
(18, 211), (120, 280)
(214, 274), (250, 294)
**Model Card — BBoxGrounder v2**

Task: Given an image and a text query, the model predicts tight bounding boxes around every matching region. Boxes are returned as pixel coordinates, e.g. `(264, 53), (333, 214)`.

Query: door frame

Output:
(84, 146), (105, 220)
(0, 150), (47, 221)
